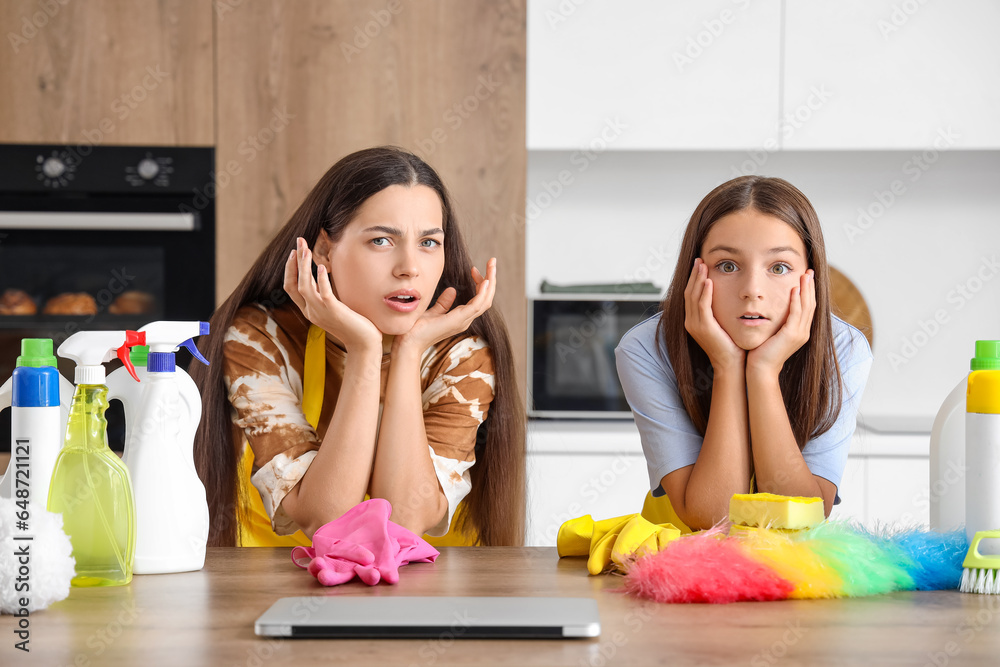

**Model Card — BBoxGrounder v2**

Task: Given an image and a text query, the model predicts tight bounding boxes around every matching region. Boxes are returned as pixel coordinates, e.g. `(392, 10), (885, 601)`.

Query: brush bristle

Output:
(960, 567), (1000, 594)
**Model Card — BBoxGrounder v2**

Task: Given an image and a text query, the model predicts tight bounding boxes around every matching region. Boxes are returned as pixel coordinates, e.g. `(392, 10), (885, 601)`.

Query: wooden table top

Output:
(3, 546), (1000, 666)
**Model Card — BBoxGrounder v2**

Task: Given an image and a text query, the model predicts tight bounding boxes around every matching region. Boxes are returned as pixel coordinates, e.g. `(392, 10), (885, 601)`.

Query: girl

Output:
(616, 175), (872, 531)
(192, 146), (524, 547)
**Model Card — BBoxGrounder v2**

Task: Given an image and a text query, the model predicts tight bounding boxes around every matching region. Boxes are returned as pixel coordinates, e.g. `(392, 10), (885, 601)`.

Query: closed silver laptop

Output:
(254, 596), (601, 639)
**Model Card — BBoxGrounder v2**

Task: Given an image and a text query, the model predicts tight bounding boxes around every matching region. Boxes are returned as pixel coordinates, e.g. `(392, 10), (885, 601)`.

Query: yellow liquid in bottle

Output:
(47, 384), (135, 586)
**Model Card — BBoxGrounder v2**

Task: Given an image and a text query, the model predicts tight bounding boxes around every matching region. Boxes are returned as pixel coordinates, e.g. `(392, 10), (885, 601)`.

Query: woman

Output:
(192, 147), (524, 547)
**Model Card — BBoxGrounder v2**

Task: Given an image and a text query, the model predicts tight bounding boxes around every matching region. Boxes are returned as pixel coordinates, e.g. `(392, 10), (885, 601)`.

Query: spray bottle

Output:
(119, 321), (211, 574)
(966, 340), (1000, 555)
(0, 339), (76, 505)
(106, 344), (152, 457)
(48, 330), (145, 587)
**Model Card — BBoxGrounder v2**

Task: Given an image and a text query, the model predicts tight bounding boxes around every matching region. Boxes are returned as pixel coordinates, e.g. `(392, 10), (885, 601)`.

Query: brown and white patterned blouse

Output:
(223, 302), (495, 536)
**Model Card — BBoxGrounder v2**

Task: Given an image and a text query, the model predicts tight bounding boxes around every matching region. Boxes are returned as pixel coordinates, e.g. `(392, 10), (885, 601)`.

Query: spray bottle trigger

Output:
(117, 345), (140, 382)
(180, 338), (210, 366)
(117, 330), (148, 382)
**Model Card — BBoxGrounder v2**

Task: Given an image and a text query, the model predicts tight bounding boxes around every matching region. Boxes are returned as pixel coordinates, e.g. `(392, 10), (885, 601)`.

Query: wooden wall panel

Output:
(215, 0), (527, 386)
(0, 0), (213, 145)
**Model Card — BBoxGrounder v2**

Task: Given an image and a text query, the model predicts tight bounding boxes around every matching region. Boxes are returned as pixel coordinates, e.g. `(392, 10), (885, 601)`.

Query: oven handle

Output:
(0, 211), (195, 231)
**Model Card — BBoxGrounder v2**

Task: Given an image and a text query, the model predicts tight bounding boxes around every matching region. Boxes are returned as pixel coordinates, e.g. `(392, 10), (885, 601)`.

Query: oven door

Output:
(0, 204), (215, 376)
(529, 298), (660, 418)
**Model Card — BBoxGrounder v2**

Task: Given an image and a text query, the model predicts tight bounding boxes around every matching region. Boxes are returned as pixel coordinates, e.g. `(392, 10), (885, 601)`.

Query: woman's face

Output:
(314, 184), (446, 336)
(700, 208), (809, 351)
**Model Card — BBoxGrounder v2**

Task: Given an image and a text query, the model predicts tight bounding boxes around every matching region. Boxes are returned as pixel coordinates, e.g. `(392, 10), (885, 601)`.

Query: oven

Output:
(0, 143), (215, 449)
(529, 295), (661, 418)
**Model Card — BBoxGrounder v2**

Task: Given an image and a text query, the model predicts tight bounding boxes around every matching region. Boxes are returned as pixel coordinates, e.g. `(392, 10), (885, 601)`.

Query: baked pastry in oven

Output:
(0, 288), (37, 315)
(109, 290), (155, 315)
(43, 292), (98, 315)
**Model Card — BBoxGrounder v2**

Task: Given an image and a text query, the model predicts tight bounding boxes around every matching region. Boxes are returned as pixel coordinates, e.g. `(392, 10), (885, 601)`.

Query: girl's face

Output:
(314, 184), (446, 336)
(700, 208), (809, 351)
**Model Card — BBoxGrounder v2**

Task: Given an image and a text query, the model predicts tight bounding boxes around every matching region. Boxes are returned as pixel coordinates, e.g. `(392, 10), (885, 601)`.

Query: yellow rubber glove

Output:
(558, 513), (680, 575)
(586, 515), (636, 575)
(557, 514), (637, 557)
(610, 515), (680, 571)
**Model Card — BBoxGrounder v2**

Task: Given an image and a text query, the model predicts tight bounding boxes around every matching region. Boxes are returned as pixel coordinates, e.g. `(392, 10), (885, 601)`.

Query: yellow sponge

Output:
(728, 493), (825, 530)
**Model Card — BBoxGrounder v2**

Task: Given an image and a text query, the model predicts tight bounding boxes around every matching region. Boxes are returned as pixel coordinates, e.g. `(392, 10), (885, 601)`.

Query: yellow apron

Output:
(237, 325), (474, 546)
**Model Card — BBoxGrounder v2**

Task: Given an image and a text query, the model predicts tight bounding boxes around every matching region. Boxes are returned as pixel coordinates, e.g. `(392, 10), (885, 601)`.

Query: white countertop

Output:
(527, 419), (931, 457)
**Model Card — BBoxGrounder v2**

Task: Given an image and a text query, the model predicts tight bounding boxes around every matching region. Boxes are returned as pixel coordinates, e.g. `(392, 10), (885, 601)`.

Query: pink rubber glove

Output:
(291, 498), (440, 586)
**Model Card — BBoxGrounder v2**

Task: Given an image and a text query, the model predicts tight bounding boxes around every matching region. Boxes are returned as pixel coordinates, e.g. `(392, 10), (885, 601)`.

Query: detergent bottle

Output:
(121, 321), (211, 574)
(929, 375), (968, 532)
(966, 340), (1000, 554)
(0, 338), (75, 505)
(48, 330), (145, 587)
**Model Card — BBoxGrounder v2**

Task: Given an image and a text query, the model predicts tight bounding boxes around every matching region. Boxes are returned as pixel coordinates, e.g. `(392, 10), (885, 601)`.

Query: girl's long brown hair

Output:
(192, 146), (525, 547)
(657, 175), (843, 448)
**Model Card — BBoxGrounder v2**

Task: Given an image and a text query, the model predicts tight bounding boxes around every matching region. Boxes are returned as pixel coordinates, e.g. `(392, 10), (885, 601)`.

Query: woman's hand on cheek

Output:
(747, 269), (816, 377)
(684, 258), (745, 372)
(394, 258), (497, 355)
(283, 237), (382, 354)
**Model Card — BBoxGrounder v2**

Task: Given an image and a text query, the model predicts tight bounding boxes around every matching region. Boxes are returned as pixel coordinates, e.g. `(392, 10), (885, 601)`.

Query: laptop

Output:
(254, 596), (601, 639)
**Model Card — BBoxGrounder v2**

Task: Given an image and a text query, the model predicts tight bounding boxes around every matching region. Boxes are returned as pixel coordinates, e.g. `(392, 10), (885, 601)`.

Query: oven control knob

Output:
(137, 158), (160, 180)
(42, 157), (66, 179)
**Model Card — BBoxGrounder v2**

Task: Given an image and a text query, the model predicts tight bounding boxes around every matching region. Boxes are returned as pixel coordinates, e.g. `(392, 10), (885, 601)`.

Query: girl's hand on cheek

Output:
(747, 269), (816, 377)
(283, 237), (382, 353)
(394, 258), (497, 355)
(684, 258), (745, 372)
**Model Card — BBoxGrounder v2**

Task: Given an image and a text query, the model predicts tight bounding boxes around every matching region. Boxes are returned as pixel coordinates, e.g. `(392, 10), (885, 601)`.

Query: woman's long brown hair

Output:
(192, 146), (525, 547)
(656, 175), (843, 448)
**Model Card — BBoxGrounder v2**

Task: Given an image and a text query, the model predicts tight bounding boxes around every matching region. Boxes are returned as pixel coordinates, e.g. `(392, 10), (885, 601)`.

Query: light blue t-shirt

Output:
(615, 313), (873, 502)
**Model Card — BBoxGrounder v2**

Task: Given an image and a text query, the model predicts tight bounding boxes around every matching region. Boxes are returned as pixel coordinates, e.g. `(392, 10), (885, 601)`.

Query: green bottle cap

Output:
(130, 345), (149, 367)
(15, 338), (57, 368)
(971, 340), (1000, 371)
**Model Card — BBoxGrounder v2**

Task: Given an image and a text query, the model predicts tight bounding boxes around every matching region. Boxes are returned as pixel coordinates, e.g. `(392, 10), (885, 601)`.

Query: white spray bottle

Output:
(106, 344), (151, 456)
(120, 321), (211, 574)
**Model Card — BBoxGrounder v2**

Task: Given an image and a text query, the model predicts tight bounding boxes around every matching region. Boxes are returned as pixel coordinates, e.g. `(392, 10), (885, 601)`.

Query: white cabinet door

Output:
(528, 0), (782, 150)
(832, 457), (867, 524)
(527, 451), (650, 546)
(783, 0), (1000, 149)
(866, 457), (930, 526)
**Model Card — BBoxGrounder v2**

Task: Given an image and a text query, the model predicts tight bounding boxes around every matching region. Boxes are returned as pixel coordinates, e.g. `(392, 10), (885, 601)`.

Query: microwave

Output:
(528, 295), (661, 419)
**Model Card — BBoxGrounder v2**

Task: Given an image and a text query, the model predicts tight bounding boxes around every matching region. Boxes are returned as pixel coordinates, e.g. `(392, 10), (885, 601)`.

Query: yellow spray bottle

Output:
(48, 330), (145, 587)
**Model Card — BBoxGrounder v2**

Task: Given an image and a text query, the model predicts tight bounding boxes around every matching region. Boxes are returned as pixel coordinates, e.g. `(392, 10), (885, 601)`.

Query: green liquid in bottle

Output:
(47, 385), (136, 587)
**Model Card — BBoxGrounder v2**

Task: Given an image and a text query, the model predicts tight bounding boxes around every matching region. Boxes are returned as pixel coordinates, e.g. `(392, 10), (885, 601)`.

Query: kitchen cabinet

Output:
(866, 457), (930, 526)
(527, 421), (929, 546)
(528, 0), (999, 151)
(783, 0), (1000, 149)
(527, 451), (649, 546)
(0, 0), (213, 145)
(527, 0), (782, 150)
(215, 1), (528, 383)
(832, 457), (867, 522)
(527, 421), (649, 546)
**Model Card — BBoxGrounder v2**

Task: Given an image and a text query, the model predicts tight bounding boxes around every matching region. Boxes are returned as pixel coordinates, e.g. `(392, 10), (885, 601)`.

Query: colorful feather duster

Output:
(623, 522), (967, 604)
(623, 527), (794, 603)
(729, 526), (844, 599)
